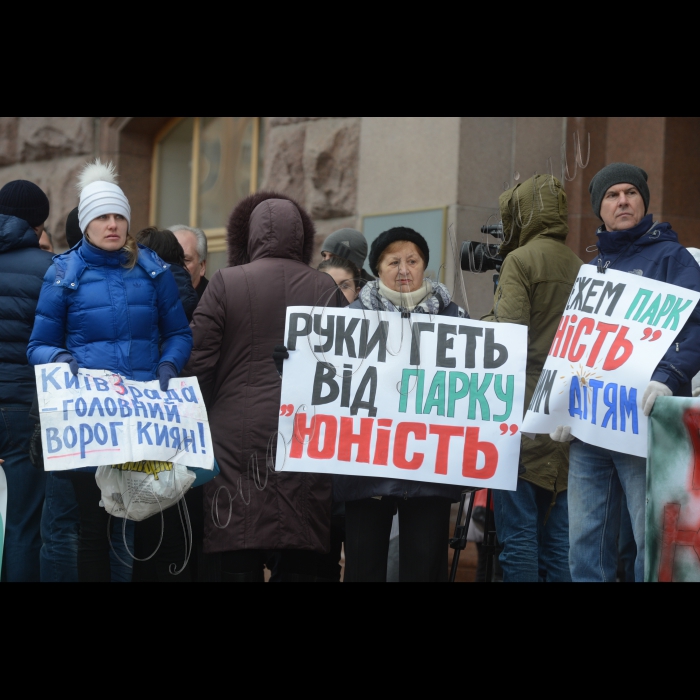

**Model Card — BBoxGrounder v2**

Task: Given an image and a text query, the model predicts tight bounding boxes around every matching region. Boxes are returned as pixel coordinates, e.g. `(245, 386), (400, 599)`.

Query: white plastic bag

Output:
(96, 461), (195, 522)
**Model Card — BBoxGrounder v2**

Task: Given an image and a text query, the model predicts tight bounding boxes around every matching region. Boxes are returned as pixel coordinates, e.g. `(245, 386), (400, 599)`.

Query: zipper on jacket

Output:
(597, 221), (659, 275)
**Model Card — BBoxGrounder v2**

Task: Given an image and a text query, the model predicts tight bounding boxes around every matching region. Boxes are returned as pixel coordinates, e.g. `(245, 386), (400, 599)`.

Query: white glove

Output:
(550, 426), (574, 443)
(642, 381), (673, 417)
(693, 388), (700, 399)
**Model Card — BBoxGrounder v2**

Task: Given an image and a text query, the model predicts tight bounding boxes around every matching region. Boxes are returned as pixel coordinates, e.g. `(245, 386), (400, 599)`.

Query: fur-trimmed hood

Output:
(227, 191), (316, 267)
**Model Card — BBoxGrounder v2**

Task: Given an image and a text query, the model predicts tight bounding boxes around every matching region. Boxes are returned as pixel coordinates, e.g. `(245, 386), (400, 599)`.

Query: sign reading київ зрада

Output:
(523, 266), (700, 458)
(275, 307), (528, 492)
(35, 366), (215, 473)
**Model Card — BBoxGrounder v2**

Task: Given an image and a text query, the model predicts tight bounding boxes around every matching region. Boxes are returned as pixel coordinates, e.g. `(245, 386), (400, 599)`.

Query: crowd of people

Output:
(1, 158), (699, 583)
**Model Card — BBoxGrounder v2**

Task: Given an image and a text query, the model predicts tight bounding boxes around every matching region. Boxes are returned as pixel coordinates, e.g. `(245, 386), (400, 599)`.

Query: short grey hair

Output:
(169, 225), (208, 262)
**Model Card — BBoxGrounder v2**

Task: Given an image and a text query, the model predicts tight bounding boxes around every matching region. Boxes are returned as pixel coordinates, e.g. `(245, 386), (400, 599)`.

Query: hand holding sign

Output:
(523, 266), (700, 458)
(276, 307), (528, 491)
(35, 366), (215, 473)
(642, 381), (673, 417)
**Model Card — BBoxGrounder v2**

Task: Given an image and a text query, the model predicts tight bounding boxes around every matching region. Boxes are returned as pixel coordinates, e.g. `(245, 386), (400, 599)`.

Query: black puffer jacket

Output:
(169, 263), (198, 322)
(0, 214), (53, 405)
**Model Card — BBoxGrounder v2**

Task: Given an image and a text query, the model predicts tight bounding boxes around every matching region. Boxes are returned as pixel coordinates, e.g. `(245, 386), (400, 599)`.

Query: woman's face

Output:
(327, 267), (360, 304)
(86, 214), (128, 252)
(378, 241), (426, 294)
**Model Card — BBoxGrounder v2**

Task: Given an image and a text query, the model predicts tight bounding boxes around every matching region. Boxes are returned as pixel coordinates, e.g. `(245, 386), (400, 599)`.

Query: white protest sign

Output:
(522, 265), (700, 458)
(35, 365), (215, 472)
(275, 307), (528, 492)
(0, 465), (6, 578)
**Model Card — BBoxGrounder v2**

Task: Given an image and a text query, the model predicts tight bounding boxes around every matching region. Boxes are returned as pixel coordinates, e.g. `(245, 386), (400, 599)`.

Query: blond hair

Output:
(122, 234), (139, 270)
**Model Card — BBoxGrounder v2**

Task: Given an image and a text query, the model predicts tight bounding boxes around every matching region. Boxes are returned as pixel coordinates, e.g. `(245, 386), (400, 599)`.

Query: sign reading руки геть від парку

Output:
(35, 365), (215, 473)
(275, 307), (528, 492)
(522, 266), (700, 458)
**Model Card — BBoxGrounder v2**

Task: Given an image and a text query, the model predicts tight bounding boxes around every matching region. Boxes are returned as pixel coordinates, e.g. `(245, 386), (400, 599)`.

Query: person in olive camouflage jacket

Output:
(483, 175), (582, 583)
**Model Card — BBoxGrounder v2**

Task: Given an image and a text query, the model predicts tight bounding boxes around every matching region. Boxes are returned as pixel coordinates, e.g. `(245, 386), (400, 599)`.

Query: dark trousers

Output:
(70, 473), (191, 583)
(42, 473), (135, 583)
(222, 550), (320, 582)
(0, 405), (46, 582)
(345, 497), (452, 583)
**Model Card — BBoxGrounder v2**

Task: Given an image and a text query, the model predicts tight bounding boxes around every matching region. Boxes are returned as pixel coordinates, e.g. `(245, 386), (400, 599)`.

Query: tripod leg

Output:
(484, 490), (496, 583)
(449, 490), (477, 583)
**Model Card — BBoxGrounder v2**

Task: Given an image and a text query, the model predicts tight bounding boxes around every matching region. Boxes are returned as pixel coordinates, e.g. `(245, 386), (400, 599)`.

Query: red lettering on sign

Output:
(462, 428), (498, 480)
(338, 417), (373, 463)
(308, 415), (337, 460)
(393, 423), (426, 471)
(373, 421), (393, 466)
(659, 504), (700, 583)
(560, 315), (578, 358)
(290, 413), (338, 460)
(568, 318), (595, 363)
(658, 408), (700, 582)
(603, 327), (634, 371)
(290, 413), (314, 459)
(429, 425), (465, 475)
(586, 323), (619, 368)
(550, 316), (570, 357)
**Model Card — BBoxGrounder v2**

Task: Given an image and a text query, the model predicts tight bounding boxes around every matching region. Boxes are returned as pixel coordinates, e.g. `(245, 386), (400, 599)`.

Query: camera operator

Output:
(482, 175), (582, 583)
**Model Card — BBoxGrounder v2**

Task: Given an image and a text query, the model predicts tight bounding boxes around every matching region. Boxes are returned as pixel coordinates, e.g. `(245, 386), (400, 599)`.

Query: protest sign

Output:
(0, 465), (6, 578)
(35, 365), (215, 473)
(275, 307), (528, 492)
(646, 398), (700, 583)
(522, 266), (700, 458)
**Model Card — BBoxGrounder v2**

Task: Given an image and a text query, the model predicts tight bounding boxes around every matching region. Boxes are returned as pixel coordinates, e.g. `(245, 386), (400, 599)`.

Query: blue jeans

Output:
(493, 480), (572, 583)
(41, 473), (134, 583)
(0, 405), (46, 582)
(568, 441), (646, 583)
(618, 493), (637, 583)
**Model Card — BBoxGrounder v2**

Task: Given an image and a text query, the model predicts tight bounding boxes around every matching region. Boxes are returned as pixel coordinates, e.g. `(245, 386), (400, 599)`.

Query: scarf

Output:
(359, 279), (466, 317)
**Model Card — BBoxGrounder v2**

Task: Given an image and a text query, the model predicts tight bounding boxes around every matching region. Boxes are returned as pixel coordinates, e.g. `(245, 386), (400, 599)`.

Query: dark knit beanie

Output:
(322, 228), (368, 271)
(0, 180), (50, 228)
(369, 227), (430, 276)
(65, 207), (83, 248)
(589, 163), (650, 220)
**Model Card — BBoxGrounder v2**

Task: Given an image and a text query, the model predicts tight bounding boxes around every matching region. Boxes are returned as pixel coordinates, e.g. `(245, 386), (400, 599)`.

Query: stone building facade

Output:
(3, 116), (700, 318)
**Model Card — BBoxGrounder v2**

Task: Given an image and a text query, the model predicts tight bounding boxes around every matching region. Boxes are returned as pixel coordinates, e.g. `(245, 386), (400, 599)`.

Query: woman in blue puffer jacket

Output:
(28, 161), (193, 583)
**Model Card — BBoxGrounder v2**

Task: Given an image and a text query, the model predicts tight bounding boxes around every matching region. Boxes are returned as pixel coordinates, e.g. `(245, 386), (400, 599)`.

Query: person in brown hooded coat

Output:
(184, 192), (344, 582)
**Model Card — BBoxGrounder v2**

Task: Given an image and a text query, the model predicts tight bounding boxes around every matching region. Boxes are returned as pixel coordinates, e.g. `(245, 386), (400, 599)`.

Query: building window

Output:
(151, 117), (264, 252)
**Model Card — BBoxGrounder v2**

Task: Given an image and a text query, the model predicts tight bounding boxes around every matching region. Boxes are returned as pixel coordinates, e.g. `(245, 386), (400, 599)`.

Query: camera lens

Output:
(461, 242), (503, 273)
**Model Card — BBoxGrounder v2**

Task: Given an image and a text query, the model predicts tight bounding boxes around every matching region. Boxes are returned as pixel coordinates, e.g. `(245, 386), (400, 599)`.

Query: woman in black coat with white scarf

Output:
(335, 227), (468, 583)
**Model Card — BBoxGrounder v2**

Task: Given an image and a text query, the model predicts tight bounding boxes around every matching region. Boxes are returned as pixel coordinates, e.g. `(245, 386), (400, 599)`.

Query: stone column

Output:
(0, 117), (97, 250)
(261, 117), (361, 265)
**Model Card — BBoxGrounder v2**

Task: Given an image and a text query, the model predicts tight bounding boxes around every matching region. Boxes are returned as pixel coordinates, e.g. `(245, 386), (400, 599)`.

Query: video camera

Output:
(460, 224), (504, 274)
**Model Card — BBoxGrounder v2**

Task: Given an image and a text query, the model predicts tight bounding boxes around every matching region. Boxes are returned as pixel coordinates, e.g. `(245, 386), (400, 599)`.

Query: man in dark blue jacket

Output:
(0, 180), (53, 582)
(552, 163), (700, 583)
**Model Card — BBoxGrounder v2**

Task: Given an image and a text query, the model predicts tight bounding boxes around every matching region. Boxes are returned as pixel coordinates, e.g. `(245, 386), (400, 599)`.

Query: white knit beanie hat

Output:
(77, 160), (131, 234)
